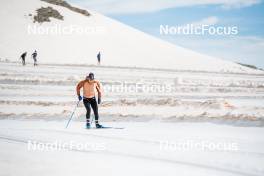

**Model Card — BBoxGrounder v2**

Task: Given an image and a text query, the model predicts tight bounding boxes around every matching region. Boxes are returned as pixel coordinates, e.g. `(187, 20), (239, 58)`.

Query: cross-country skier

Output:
(97, 52), (101, 65)
(76, 73), (103, 129)
(20, 52), (27, 66)
(32, 50), (38, 66)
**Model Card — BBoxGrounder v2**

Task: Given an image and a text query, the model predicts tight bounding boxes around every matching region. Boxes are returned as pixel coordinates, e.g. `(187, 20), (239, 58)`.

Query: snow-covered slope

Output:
(0, 0), (261, 74)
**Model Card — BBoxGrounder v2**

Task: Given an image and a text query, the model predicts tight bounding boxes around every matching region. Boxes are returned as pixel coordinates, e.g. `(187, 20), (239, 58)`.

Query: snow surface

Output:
(0, 120), (264, 176)
(0, 0), (262, 74)
(0, 61), (263, 175)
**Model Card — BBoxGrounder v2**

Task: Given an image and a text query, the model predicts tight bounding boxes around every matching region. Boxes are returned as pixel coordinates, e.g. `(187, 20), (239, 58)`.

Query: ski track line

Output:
(0, 134), (261, 176)
(39, 128), (159, 145)
(37, 128), (264, 156)
(3, 127), (159, 145)
(3, 127), (264, 157)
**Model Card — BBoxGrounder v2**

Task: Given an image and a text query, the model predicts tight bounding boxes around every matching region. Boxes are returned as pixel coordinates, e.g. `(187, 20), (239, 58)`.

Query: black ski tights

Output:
(83, 97), (99, 124)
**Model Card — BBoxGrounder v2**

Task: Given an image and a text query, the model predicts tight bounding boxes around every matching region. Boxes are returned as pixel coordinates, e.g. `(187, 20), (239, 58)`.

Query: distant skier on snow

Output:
(31, 50), (38, 66)
(97, 51), (101, 65)
(20, 52), (27, 66)
(76, 72), (103, 129)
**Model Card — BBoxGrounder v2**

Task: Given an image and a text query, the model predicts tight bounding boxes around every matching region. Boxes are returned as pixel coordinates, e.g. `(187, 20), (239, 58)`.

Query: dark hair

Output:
(88, 72), (94, 80)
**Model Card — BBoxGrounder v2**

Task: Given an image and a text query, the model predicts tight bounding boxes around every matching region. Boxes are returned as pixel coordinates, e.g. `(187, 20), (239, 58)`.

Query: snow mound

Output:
(0, 0), (263, 74)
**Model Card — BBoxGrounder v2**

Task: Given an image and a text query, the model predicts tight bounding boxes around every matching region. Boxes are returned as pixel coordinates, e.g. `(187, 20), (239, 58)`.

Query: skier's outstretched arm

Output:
(95, 81), (101, 96)
(76, 80), (84, 100)
(95, 81), (102, 104)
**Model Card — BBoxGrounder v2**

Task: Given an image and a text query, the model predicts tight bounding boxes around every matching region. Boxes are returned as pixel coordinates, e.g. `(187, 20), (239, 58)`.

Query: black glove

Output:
(78, 95), (82, 101)
(98, 97), (101, 104)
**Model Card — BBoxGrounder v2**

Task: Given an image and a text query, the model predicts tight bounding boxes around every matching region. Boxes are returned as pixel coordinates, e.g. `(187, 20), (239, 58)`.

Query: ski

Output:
(86, 127), (124, 130)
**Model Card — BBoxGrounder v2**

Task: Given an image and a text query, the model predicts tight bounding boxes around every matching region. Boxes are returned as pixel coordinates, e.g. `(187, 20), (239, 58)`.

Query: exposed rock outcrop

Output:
(41, 0), (90, 16)
(33, 6), (63, 23)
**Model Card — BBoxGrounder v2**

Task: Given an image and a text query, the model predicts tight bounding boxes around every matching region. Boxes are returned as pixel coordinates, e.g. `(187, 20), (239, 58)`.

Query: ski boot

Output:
(96, 123), (104, 128)
(86, 123), (91, 129)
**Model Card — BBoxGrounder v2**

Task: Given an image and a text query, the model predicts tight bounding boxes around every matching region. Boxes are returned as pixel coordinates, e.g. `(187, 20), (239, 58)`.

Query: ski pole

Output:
(65, 100), (80, 128)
